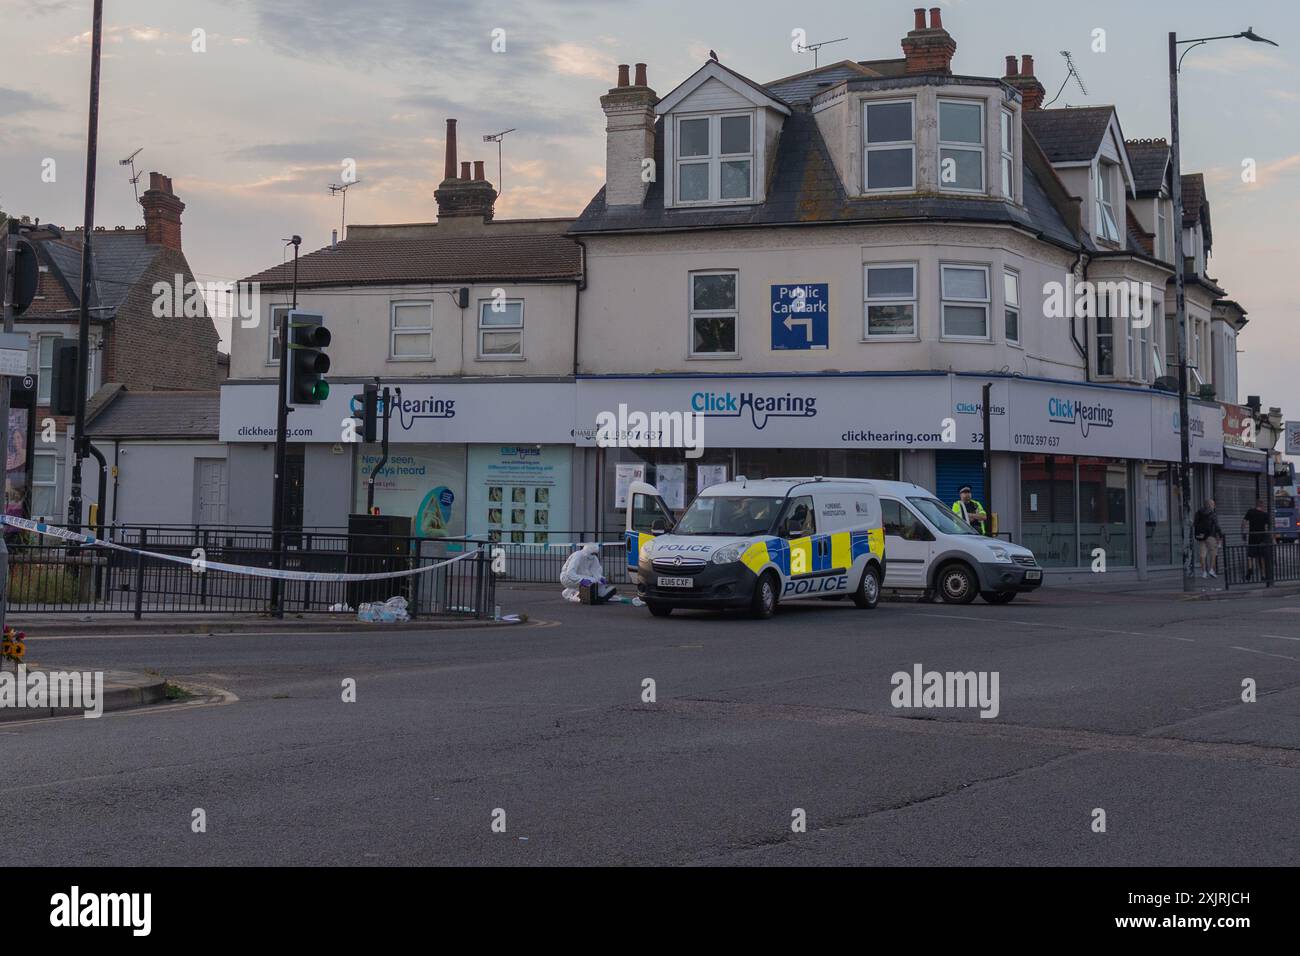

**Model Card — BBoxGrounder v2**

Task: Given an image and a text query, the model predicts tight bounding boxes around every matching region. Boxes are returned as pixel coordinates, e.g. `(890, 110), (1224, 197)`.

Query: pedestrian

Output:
(951, 486), (988, 535)
(1193, 498), (1223, 579)
(1242, 497), (1271, 583)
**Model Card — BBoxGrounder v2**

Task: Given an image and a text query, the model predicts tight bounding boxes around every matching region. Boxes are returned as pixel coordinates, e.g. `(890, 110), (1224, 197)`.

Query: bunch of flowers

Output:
(1, 626), (26, 664)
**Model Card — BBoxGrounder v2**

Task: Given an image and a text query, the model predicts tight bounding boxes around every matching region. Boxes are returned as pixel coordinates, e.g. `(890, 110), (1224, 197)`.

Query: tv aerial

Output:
(1044, 51), (1089, 108)
(797, 36), (847, 69)
(482, 129), (516, 195)
(119, 147), (144, 203)
(327, 180), (363, 239)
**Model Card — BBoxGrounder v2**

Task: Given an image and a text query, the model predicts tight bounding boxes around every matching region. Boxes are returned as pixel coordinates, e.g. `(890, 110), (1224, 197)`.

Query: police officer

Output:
(952, 486), (988, 534)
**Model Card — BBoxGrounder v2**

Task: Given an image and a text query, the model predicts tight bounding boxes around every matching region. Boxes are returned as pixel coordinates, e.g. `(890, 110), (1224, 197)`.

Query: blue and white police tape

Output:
(2, 515), (482, 583)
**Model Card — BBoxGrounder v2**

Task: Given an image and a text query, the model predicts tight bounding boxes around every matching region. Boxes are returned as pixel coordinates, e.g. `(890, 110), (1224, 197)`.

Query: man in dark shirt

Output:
(1193, 499), (1223, 579)
(1242, 498), (1272, 582)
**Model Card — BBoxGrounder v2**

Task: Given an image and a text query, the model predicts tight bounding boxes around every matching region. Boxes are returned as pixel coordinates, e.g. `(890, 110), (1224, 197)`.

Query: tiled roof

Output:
(1125, 139), (1170, 196)
(30, 227), (158, 315)
(1181, 172), (1206, 226)
(764, 60), (879, 105)
(1023, 107), (1116, 163)
(242, 233), (584, 288)
(570, 109), (1078, 249)
(85, 388), (220, 439)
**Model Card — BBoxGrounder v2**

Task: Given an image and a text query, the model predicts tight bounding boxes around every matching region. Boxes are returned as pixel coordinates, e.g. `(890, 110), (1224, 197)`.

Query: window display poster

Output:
(696, 463), (728, 492)
(614, 462), (646, 510)
(656, 463), (686, 510)
(355, 443), (466, 539)
(467, 445), (571, 544)
(6, 407), (30, 524)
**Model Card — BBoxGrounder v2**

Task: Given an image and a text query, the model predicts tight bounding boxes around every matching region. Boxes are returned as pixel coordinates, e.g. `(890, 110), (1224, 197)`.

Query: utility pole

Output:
(269, 236), (300, 618)
(0, 218), (16, 637)
(67, 0), (104, 532)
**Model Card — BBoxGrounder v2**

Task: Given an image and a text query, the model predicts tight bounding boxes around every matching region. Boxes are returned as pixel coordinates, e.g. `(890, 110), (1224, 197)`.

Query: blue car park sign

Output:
(770, 283), (829, 350)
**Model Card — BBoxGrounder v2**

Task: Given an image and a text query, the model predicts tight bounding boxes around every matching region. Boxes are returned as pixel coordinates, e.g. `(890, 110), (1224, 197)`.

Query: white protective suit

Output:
(560, 543), (610, 602)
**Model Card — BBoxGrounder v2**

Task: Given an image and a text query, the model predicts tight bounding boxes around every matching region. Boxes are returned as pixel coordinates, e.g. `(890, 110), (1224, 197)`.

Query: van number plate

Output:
(1025, 570), (1042, 581)
(658, 576), (694, 588)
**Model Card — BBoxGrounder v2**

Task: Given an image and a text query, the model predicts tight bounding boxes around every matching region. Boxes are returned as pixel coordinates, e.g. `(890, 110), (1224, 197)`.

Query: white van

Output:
(624, 477), (886, 619)
(872, 480), (1042, 604)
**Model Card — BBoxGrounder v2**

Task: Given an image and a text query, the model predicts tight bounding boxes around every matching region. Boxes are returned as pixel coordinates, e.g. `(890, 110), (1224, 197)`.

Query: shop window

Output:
(864, 263), (916, 337)
(689, 271), (737, 356)
(390, 301), (434, 359)
(941, 264), (990, 339)
(478, 299), (523, 358)
(1078, 458), (1132, 567)
(1143, 463), (1175, 566)
(938, 100), (984, 193)
(32, 451), (57, 519)
(1020, 454), (1077, 568)
(863, 100), (915, 192)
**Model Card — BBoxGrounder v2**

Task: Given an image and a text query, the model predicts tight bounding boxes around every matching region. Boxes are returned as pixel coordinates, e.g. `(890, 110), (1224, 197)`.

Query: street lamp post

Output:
(1168, 26), (1277, 591)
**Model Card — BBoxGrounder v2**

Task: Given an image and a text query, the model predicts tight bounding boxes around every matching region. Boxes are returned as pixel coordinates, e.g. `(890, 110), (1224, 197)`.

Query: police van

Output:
(624, 477), (885, 619)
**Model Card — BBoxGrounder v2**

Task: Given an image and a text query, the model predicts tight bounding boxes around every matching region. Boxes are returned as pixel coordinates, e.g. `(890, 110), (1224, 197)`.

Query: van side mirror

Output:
(783, 518), (802, 538)
(650, 518), (667, 535)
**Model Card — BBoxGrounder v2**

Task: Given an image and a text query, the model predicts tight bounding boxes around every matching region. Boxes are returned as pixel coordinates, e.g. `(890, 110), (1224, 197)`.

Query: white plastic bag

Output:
(357, 595), (410, 623)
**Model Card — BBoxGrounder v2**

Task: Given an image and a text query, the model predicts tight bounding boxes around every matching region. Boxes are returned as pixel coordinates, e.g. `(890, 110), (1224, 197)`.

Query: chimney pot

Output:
(460, 161), (471, 180)
(929, 7), (943, 29)
(634, 62), (648, 86)
(1005, 55), (1018, 76)
(1022, 54), (1035, 76)
(140, 169), (185, 250)
(473, 160), (486, 181)
(444, 118), (458, 181)
(617, 63), (630, 87)
(913, 7), (926, 30)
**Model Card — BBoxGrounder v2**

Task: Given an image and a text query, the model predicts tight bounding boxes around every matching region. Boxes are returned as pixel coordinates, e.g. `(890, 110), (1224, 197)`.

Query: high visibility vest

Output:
(952, 498), (986, 527)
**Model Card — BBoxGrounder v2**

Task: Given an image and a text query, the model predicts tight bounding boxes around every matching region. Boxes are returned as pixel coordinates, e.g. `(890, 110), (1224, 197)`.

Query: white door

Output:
(881, 497), (933, 589)
(195, 459), (229, 526)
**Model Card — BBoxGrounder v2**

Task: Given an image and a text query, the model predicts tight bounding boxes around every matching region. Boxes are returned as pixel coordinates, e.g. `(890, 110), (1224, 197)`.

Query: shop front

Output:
(575, 372), (1223, 582)
(219, 380), (577, 542)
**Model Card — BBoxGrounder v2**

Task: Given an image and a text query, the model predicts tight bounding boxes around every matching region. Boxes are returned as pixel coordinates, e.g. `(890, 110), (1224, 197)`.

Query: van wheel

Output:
(852, 565), (880, 609)
(981, 591), (1016, 605)
(936, 562), (978, 605)
(750, 572), (779, 619)
(647, 602), (673, 617)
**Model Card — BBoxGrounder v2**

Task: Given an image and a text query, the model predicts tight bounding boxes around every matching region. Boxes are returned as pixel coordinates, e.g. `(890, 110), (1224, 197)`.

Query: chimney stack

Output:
(443, 118), (458, 181)
(600, 62), (658, 207)
(140, 171), (185, 251)
(434, 118), (498, 222)
(1003, 53), (1045, 110)
(901, 7), (956, 75)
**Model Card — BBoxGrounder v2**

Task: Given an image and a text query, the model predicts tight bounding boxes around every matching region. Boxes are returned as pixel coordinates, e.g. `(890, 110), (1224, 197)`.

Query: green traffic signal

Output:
(313, 380), (330, 400)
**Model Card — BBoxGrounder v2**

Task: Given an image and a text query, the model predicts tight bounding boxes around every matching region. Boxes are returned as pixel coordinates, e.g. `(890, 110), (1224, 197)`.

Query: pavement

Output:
(0, 664), (166, 722)
(3, 583), (1299, 865)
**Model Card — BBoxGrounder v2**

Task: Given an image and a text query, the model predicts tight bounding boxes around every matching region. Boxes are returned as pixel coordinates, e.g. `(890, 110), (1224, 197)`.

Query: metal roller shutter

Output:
(935, 450), (985, 509)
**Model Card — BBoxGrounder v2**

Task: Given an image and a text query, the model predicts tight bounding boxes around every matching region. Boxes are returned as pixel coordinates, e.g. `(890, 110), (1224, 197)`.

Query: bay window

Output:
(1003, 269), (1020, 344)
(864, 263), (917, 337)
(862, 100), (915, 192)
(940, 264), (990, 339)
(938, 100), (984, 192)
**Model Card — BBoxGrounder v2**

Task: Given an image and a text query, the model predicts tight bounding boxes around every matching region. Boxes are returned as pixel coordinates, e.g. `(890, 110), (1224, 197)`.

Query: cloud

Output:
(1182, 45), (1287, 76)
(544, 42), (617, 81)
(0, 86), (58, 116)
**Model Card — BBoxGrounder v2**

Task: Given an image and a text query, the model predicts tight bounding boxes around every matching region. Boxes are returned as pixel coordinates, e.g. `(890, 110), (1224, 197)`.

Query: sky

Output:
(2, 0), (1297, 426)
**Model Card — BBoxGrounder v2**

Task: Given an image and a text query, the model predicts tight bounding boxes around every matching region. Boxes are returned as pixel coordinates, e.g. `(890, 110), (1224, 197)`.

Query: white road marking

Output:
(1264, 634), (1300, 642)
(1231, 646), (1300, 663)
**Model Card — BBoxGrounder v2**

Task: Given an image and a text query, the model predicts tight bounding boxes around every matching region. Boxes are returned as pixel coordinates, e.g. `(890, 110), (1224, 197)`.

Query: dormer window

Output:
(1096, 162), (1121, 242)
(999, 109), (1014, 199)
(1156, 200), (1170, 261)
(675, 112), (753, 204)
(863, 100), (915, 192)
(938, 99), (984, 193)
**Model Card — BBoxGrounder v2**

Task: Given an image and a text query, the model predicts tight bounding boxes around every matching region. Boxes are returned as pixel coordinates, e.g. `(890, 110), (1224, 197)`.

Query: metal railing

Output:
(1222, 541), (1300, 588)
(4, 524), (496, 619)
(488, 535), (630, 585)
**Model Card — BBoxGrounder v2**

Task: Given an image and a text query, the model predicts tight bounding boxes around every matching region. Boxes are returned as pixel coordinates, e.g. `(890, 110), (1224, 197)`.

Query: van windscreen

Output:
(908, 497), (980, 535)
(676, 496), (782, 536)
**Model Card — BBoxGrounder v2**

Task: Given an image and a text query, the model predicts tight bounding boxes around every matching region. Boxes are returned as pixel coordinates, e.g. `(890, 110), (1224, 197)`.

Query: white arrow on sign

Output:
(783, 314), (813, 341)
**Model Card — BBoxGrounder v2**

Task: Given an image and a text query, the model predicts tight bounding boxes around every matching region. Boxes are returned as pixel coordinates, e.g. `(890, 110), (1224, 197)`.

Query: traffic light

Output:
(288, 312), (330, 405)
(11, 237), (39, 316)
(351, 381), (378, 443)
(50, 340), (78, 415)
